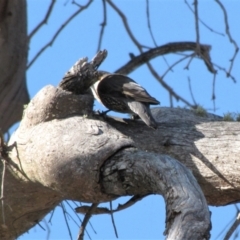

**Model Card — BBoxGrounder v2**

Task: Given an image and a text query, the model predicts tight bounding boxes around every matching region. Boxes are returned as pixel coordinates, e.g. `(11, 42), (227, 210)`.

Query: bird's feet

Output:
(94, 109), (111, 119)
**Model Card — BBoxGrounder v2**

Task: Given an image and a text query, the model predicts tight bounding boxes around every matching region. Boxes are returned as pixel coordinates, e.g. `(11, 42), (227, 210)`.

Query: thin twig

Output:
(61, 202), (73, 240)
(106, 0), (143, 51)
(146, 0), (157, 47)
(215, 0), (239, 76)
(188, 77), (197, 106)
(184, 54), (196, 70)
(65, 201), (93, 239)
(193, 0), (200, 54)
(110, 201), (118, 238)
(145, 0), (172, 70)
(184, 0), (224, 36)
(212, 73), (217, 112)
(146, 61), (195, 108)
(215, 214), (234, 240)
(213, 63), (236, 83)
(36, 221), (46, 231)
(48, 209), (55, 224)
(65, 201), (83, 225)
(27, 0), (93, 69)
(76, 195), (150, 215)
(72, 201), (96, 236)
(43, 218), (51, 240)
(97, 0), (107, 52)
(77, 203), (98, 240)
(115, 42), (214, 75)
(0, 159), (6, 225)
(72, 0), (82, 8)
(28, 0), (56, 40)
(193, 0), (217, 74)
(161, 53), (194, 79)
(234, 204), (240, 212)
(224, 212), (240, 240)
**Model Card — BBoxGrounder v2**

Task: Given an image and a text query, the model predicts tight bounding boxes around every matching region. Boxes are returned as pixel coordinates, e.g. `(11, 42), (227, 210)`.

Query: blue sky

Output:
(18, 0), (240, 239)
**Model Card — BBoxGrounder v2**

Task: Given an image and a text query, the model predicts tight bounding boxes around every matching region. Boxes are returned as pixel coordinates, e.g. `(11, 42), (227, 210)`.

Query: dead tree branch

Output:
(224, 212), (240, 240)
(27, 0), (93, 69)
(115, 42), (215, 75)
(28, 0), (56, 40)
(96, 0), (107, 52)
(184, 0), (224, 36)
(101, 148), (211, 239)
(215, 0), (239, 76)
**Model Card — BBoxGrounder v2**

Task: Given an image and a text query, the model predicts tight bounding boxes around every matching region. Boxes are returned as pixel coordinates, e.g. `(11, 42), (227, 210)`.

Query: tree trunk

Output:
(1, 84), (239, 238)
(0, 0), (29, 133)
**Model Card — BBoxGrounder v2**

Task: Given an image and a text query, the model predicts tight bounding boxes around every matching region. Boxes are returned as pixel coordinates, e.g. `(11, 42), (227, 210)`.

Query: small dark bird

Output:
(91, 73), (160, 129)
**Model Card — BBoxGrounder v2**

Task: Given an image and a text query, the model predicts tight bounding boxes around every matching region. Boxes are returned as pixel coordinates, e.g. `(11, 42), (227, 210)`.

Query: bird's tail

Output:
(128, 101), (158, 129)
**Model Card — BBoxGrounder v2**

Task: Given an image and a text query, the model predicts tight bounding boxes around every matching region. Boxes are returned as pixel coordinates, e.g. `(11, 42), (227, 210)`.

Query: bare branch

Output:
(224, 212), (240, 240)
(48, 209), (55, 224)
(65, 201), (83, 225)
(77, 203), (98, 240)
(106, 0), (143, 51)
(162, 53), (194, 79)
(145, 0), (172, 70)
(115, 42), (215, 108)
(106, 0), (211, 109)
(184, 54), (196, 70)
(212, 73), (217, 111)
(145, 0), (157, 47)
(101, 149), (211, 239)
(75, 195), (149, 215)
(146, 61), (195, 108)
(109, 201), (118, 238)
(64, 201), (92, 240)
(0, 159), (6, 225)
(193, 0), (200, 53)
(27, 0), (93, 69)
(115, 42), (215, 75)
(61, 202), (73, 240)
(72, 0), (82, 8)
(188, 77), (197, 106)
(215, 0), (239, 76)
(72, 201), (96, 235)
(213, 63), (236, 83)
(28, 0), (56, 40)
(184, 0), (224, 36)
(97, 0), (107, 52)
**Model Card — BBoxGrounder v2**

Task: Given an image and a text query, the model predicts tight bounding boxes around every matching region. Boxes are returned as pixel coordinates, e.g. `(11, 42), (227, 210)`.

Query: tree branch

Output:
(96, 0), (107, 52)
(184, 0), (224, 36)
(28, 0), (56, 40)
(2, 83), (240, 238)
(115, 42), (215, 75)
(27, 0), (93, 69)
(101, 148), (211, 239)
(215, 0), (239, 76)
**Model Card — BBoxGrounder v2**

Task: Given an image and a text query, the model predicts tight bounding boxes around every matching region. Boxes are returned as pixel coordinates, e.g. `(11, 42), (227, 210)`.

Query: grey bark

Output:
(3, 83), (239, 239)
(0, 0), (29, 132)
(105, 107), (240, 206)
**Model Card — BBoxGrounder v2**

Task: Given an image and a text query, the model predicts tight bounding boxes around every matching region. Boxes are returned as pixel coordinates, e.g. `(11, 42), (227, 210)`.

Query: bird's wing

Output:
(98, 74), (160, 105)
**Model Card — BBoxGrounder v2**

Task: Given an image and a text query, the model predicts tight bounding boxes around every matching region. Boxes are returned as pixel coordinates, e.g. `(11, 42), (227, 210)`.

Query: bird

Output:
(90, 73), (160, 129)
